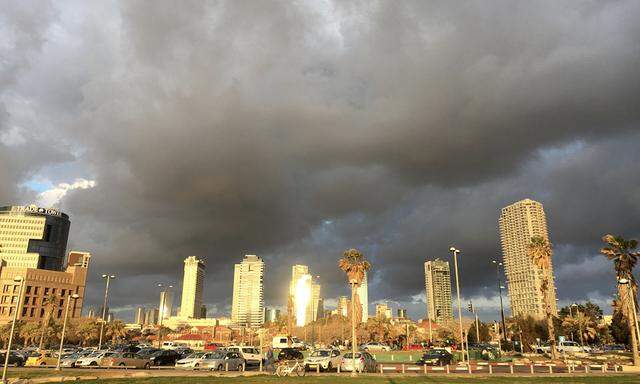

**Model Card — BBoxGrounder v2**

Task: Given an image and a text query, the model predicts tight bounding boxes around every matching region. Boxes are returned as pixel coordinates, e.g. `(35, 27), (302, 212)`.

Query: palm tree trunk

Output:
(543, 276), (557, 360)
(622, 284), (640, 366)
(38, 318), (47, 350)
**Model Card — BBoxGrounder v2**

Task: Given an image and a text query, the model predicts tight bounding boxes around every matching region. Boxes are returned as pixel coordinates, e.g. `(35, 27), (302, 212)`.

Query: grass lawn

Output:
(57, 375), (640, 384)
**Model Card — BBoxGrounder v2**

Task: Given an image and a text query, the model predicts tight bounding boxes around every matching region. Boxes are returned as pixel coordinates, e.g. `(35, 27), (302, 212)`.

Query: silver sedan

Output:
(201, 351), (245, 371)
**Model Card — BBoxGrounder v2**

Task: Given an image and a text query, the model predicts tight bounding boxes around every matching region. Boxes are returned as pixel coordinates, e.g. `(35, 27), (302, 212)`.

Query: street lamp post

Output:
(449, 247), (465, 363)
(2, 276), (25, 384)
(98, 274), (115, 351)
(491, 260), (507, 345)
(157, 283), (173, 348)
(56, 294), (80, 370)
(569, 303), (578, 342)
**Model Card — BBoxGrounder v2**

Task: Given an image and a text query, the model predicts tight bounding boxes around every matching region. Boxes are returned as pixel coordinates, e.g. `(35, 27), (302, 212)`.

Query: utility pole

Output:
(98, 274), (115, 351)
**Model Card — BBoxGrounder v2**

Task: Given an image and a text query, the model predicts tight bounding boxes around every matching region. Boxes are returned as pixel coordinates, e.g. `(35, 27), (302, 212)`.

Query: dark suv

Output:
(148, 349), (181, 366)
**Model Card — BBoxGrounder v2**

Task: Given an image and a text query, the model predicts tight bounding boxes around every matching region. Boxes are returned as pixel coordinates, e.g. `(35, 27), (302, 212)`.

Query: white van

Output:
(161, 341), (185, 350)
(272, 335), (304, 349)
(226, 345), (262, 365)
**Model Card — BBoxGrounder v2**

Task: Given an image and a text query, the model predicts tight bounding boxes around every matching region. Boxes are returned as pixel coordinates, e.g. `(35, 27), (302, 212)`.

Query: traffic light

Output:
(467, 301), (474, 312)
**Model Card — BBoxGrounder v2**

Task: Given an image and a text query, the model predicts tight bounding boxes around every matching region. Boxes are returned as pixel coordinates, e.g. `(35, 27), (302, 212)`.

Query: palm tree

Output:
(600, 234), (640, 366)
(527, 236), (557, 359)
(38, 294), (58, 350)
(106, 320), (127, 344)
(338, 248), (370, 374)
(76, 318), (100, 346)
(19, 321), (41, 347)
(562, 311), (596, 346)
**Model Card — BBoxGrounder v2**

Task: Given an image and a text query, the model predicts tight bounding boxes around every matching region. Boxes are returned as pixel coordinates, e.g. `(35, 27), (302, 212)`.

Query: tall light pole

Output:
(157, 283), (173, 348)
(56, 294), (80, 370)
(491, 260), (507, 345)
(2, 276), (25, 383)
(98, 274), (115, 351)
(569, 303), (578, 342)
(449, 247), (465, 363)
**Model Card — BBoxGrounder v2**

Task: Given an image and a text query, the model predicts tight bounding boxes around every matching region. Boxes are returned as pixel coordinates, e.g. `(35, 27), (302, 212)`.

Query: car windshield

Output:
(207, 352), (225, 359)
(424, 351), (445, 357)
(343, 353), (361, 359)
(87, 353), (101, 358)
(311, 351), (330, 357)
(186, 352), (205, 359)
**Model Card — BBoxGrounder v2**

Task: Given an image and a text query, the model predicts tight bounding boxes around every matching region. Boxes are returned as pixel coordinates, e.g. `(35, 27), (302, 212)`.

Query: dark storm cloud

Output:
(2, 0), (640, 320)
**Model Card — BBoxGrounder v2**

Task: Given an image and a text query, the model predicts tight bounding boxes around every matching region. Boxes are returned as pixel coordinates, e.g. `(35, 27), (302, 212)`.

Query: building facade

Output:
(337, 296), (349, 317)
(375, 303), (392, 320)
(179, 256), (205, 318)
(0, 205), (71, 271)
(0, 251), (90, 325)
(231, 255), (264, 328)
(356, 271), (368, 323)
(499, 198), (558, 318)
(145, 308), (158, 325)
(424, 258), (454, 324)
(309, 282), (321, 322)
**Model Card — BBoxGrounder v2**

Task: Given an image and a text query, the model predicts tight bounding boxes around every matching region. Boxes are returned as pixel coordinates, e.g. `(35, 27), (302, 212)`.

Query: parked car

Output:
(149, 349), (181, 366)
(175, 351), (209, 369)
(278, 348), (304, 361)
(603, 344), (627, 353)
(201, 351), (245, 371)
(340, 351), (377, 373)
(0, 352), (24, 367)
(359, 342), (391, 352)
(225, 345), (261, 365)
(303, 349), (341, 371)
(416, 349), (453, 366)
(59, 352), (89, 368)
(272, 335), (305, 349)
(25, 352), (58, 367)
(102, 352), (151, 369)
(76, 351), (118, 367)
(536, 341), (590, 354)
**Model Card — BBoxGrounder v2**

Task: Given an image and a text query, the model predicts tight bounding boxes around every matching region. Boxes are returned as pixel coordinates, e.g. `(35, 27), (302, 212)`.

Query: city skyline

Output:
(2, 1), (639, 324)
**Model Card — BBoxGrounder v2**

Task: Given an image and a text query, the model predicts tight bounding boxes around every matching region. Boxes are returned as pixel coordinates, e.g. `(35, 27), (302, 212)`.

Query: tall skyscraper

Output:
(231, 255), (265, 328)
(499, 198), (558, 318)
(145, 308), (158, 325)
(0, 205), (70, 270)
(424, 258), (454, 324)
(179, 256), (205, 318)
(159, 290), (174, 320)
(289, 265), (309, 298)
(308, 282), (321, 322)
(135, 307), (145, 324)
(356, 271), (368, 323)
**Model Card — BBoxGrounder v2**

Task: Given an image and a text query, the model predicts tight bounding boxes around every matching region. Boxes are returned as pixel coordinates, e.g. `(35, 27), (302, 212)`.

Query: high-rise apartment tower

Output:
(179, 256), (205, 318)
(231, 255), (265, 327)
(424, 258), (454, 324)
(499, 198), (558, 318)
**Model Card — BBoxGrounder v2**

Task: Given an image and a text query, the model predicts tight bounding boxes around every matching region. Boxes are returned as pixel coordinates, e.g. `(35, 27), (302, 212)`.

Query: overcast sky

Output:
(2, 0), (640, 322)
